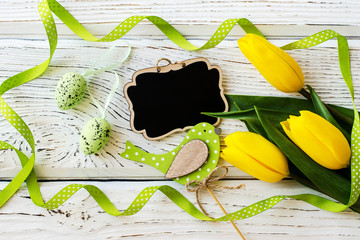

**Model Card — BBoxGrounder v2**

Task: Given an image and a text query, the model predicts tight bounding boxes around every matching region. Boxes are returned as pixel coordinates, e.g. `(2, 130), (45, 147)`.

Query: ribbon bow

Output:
(185, 166), (245, 217)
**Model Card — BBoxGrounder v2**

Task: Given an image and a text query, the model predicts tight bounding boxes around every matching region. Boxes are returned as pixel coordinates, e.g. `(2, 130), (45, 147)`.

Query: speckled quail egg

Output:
(55, 72), (87, 110)
(80, 117), (111, 155)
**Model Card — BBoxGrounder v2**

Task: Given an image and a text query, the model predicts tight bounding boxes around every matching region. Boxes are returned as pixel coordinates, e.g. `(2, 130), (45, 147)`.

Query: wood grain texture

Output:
(1, 1), (360, 239)
(1, 0), (360, 37)
(0, 180), (359, 240)
(0, 37), (359, 179)
(1, 0), (360, 25)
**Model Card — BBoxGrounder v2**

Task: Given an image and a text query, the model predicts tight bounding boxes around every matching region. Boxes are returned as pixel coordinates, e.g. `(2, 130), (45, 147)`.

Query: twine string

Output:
(0, 0), (358, 222)
(185, 166), (245, 217)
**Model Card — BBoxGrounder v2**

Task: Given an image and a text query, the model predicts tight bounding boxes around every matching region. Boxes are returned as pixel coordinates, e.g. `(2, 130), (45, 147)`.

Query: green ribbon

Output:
(0, 0), (359, 220)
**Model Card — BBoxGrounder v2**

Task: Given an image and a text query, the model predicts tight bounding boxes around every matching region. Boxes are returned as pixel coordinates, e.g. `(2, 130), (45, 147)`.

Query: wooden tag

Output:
(124, 58), (228, 140)
(165, 139), (209, 179)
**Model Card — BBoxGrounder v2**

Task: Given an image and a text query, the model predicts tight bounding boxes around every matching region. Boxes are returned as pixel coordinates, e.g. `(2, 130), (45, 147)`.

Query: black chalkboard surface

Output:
(124, 58), (228, 140)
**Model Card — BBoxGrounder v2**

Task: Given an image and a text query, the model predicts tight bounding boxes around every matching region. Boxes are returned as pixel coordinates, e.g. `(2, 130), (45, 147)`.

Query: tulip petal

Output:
(226, 132), (289, 175)
(281, 111), (351, 169)
(297, 111), (350, 169)
(223, 94), (355, 133)
(256, 39), (303, 92)
(223, 132), (289, 182)
(238, 34), (304, 93)
(221, 147), (286, 183)
(308, 85), (351, 142)
(290, 121), (345, 169)
(238, 37), (291, 92)
(260, 36), (304, 87)
(255, 107), (351, 205)
(280, 120), (295, 142)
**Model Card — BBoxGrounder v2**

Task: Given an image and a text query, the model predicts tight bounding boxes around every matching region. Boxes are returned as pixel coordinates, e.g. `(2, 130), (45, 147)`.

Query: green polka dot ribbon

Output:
(0, 0), (359, 220)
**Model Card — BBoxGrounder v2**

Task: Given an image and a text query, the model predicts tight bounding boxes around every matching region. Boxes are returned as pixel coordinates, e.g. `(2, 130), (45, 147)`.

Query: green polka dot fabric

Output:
(0, 0), (359, 221)
(120, 123), (220, 185)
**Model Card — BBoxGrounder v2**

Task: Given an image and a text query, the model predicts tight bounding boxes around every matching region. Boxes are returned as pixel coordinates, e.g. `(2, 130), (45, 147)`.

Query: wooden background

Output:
(0, 0), (360, 239)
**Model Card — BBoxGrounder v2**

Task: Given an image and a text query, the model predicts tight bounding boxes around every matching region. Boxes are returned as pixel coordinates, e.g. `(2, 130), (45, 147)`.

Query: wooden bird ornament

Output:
(120, 122), (220, 185)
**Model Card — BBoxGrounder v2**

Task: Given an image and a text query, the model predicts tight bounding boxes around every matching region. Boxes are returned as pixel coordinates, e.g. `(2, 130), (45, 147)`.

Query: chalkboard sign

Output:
(124, 58), (228, 140)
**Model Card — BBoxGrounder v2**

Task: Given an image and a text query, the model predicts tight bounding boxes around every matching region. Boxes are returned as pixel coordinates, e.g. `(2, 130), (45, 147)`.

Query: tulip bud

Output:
(281, 111), (351, 170)
(238, 34), (304, 93)
(221, 132), (289, 182)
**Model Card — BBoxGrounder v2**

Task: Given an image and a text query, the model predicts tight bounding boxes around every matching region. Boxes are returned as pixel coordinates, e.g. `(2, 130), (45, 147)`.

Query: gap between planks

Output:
(1, 23), (360, 38)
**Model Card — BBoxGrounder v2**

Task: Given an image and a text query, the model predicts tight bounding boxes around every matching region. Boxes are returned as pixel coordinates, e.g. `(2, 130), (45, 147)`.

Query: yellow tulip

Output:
(281, 111), (351, 170)
(221, 131), (289, 182)
(238, 33), (304, 93)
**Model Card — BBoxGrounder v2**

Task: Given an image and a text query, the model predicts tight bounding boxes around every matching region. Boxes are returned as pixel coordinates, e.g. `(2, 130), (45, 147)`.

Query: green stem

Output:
(299, 88), (354, 126)
(327, 105), (354, 126)
(298, 88), (312, 101)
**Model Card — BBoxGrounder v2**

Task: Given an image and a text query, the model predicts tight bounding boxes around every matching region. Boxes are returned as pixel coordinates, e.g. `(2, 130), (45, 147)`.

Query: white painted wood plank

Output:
(0, 1), (359, 239)
(0, 180), (359, 240)
(1, 0), (360, 25)
(1, 0), (360, 37)
(0, 38), (359, 179)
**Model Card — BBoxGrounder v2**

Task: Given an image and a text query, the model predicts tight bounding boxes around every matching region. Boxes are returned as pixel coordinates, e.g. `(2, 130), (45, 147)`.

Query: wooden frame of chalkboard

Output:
(124, 57), (228, 140)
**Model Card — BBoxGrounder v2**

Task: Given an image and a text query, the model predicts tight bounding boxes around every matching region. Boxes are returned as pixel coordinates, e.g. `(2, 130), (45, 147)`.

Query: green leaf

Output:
(255, 107), (351, 205)
(204, 108), (291, 133)
(331, 105), (354, 119)
(203, 109), (267, 137)
(308, 85), (337, 124)
(289, 163), (322, 193)
(226, 94), (356, 117)
(308, 85), (351, 142)
(243, 121), (268, 138)
(230, 102), (267, 136)
(226, 94), (315, 113)
(225, 94), (354, 132)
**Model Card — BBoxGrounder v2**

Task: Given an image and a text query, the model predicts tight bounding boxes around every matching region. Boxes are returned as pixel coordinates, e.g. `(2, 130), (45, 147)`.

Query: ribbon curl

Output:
(0, 0), (359, 220)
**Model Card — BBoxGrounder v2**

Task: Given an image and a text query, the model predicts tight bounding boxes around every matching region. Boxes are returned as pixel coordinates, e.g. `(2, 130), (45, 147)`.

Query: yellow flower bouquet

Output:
(206, 33), (360, 213)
